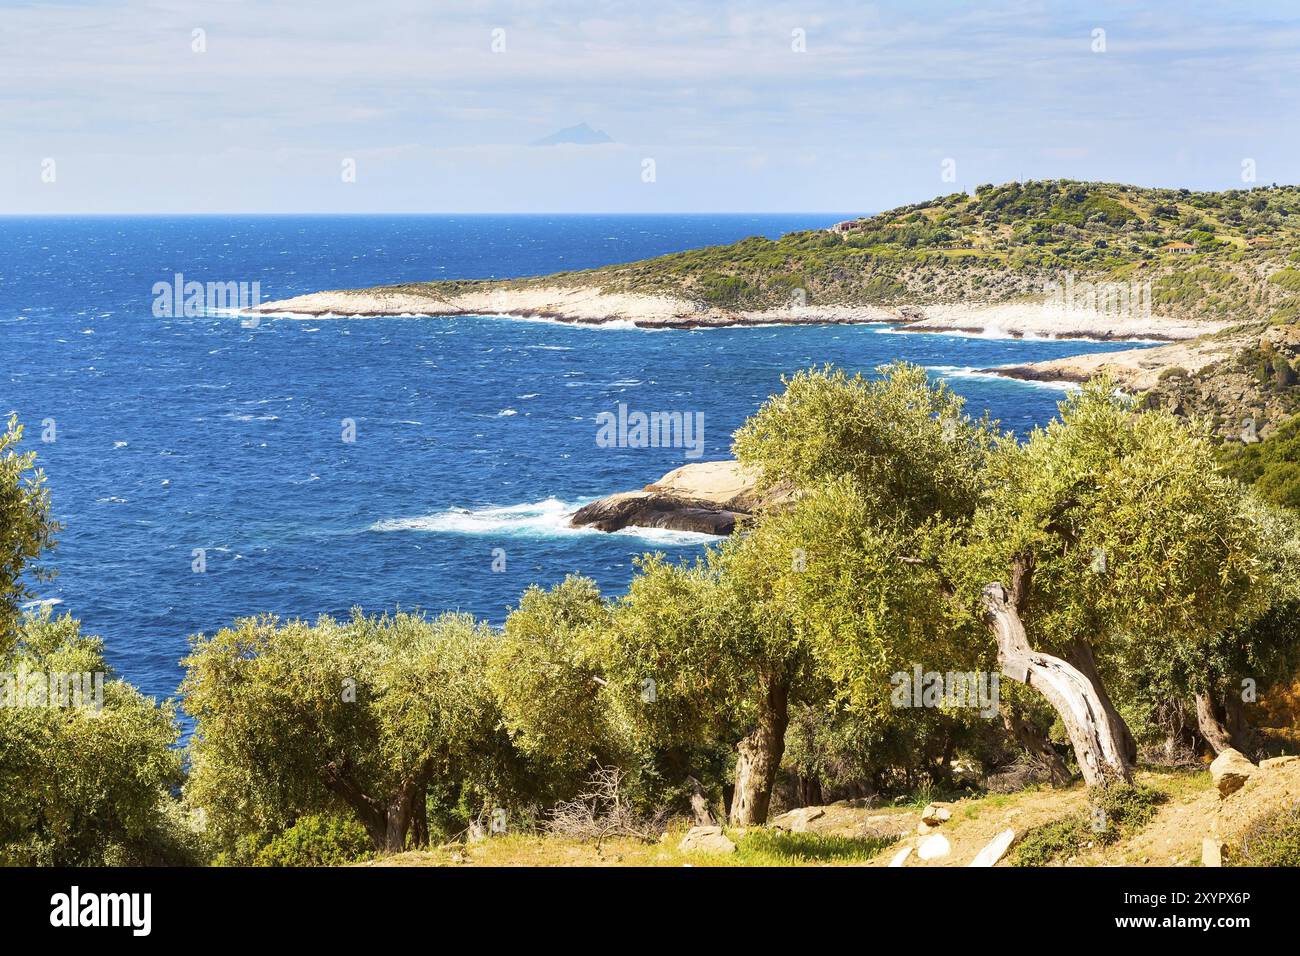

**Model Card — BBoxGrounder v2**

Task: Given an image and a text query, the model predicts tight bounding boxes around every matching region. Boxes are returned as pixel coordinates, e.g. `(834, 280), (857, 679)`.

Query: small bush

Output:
(1093, 782), (1163, 832)
(1267, 268), (1300, 292)
(1012, 784), (1164, 866)
(217, 815), (372, 867)
(1012, 815), (1091, 866)
(1227, 802), (1300, 866)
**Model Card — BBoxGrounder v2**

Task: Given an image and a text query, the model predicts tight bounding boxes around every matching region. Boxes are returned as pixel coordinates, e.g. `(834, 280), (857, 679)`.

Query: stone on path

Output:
(917, 833), (950, 861)
(969, 829), (1017, 867)
(1210, 748), (1257, 798)
(1201, 837), (1226, 867)
(920, 804), (951, 826)
(887, 845), (913, 867)
(677, 825), (736, 854)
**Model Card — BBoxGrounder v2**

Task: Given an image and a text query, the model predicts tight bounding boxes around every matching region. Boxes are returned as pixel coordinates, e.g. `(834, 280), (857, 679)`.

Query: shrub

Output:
(216, 814), (372, 867)
(1222, 413), (1300, 512)
(1227, 802), (1300, 866)
(1268, 268), (1300, 293)
(254, 815), (372, 867)
(1012, 814), (1091, 866)
(1012, 784), (1163, 865)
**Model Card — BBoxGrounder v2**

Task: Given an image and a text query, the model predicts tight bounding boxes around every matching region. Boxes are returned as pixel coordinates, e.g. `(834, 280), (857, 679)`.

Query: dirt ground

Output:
(363, 762), (1300, 868)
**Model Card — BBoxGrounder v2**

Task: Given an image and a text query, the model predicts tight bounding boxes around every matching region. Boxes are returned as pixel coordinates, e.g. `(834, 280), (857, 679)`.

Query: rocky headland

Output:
(569, 460), (777, 536)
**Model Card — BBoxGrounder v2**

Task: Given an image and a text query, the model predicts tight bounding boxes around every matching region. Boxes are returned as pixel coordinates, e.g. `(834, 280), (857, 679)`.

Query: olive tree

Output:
(1107, 497), (1300, 757)
(183, 610), (511, 852)
(593, 364), (995, 825)
(964, 382), (1284, 783)
(0, 415), (59, 646)
(0, 610), (182, 865)
(486, 575), (623, 773)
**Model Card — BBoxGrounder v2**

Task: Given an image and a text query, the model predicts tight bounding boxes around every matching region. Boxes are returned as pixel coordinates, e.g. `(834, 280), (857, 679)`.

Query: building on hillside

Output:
(1162, 241), (1196, 254)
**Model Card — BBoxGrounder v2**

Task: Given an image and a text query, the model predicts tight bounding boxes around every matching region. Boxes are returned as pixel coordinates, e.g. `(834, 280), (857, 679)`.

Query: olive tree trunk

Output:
(1065, 638), (1138, 765)
(982, 583), (1132, 786)
(684, 775), (717, 826)
(1223, 692), (1256, 755)
(729, 676), (790, 826)
(322, 757), (431, 852)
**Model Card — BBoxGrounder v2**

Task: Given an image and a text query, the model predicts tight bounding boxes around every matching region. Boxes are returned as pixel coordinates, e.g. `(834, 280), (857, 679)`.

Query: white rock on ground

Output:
(771, 806), (826, 833)
(917, 833), (951, 861)
(1210, 748), (1257, 798)
(920, 804), (951, 826)
(888, 846), (913, 867)
(969, 829), (1017, 867)
(677, 825), (736, 854)
(1202, 837), (1227, 867)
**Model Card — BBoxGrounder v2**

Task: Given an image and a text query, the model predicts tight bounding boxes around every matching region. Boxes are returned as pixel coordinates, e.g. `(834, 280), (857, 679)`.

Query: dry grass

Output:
(361, 766), (1233, 869)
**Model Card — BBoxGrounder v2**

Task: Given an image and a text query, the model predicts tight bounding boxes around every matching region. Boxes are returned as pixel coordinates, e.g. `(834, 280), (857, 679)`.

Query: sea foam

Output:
(369, 497), (715, 545)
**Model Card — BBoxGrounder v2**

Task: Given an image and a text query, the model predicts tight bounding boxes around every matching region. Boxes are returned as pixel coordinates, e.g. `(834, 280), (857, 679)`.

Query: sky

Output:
(3, 0), (1300, 214)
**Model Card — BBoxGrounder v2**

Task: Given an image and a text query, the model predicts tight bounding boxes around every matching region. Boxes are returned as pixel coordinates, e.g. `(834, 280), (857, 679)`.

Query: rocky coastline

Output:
(569, 460), (769, 536)
(249, 285), (1225, 342)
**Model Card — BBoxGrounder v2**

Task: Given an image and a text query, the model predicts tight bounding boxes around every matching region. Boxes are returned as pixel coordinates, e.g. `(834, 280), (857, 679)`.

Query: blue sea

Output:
(2, 215), (1152, 705)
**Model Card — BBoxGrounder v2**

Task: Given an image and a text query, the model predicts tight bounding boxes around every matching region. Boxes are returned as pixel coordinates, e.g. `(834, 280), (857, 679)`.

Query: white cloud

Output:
(2, 0), (1299, 211)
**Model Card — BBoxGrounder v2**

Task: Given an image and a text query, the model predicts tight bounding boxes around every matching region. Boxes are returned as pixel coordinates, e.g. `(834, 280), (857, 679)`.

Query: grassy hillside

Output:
(1221, 411), (1300, 509)
(612, 180), (1300, 317)
(390, 181), (1300, 321)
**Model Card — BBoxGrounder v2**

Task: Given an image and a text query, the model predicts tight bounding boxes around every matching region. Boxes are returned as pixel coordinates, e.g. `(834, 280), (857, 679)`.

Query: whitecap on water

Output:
(369, 498), (715, 546)
(926, 365), (1078, 392)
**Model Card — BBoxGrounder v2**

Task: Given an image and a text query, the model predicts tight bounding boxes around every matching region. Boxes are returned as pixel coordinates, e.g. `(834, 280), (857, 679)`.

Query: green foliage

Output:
(1092, 780), (1164, 830)
(182, 609), (516, 851)
(1268, 268), (1300, 292)
(0, 610), (182, 865)
(782, 699), (990, 796)
(1012, 784), (1164, 865)
(488, 576), (622, 772)
(217, 814), (373, 867)
(1222, 413), (1300, 511)
(739, 480), (981, 715)
(1226, 802), (1300, 866)
(733, 829), (895, 864)
(1011, 813), (1091, 866)
(967, 382), (1273, 665)
(695, 272), (758, 307)
(733, 362), (995, 523)
(0, 416), (59, 646)
(596, 553), (749, 750)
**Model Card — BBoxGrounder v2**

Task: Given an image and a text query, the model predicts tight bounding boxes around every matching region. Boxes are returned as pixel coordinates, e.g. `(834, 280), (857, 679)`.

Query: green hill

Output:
(414, 180), (1300, 320)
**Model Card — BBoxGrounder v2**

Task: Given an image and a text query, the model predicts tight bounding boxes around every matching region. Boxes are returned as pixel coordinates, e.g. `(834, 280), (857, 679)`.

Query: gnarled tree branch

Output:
(982, 582), (1132, 786)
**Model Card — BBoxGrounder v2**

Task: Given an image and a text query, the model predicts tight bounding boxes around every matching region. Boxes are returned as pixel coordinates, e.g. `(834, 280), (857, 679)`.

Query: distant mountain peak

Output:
(531, 123), (614, 146)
